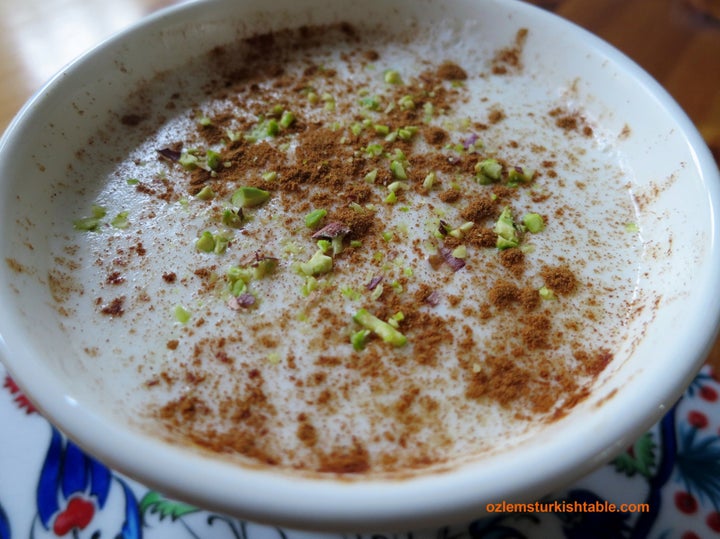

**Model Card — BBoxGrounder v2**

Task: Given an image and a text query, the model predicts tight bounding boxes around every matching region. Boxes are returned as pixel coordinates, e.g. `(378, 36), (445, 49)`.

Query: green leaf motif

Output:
(139, 491), (199, 521)
(612, 432), (656, 478)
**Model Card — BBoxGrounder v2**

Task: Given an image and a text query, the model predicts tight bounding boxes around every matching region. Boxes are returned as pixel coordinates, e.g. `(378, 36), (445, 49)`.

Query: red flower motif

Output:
(2, 375), (36, 414)
(53, 496), (95, 536)
(675, 491), (699, 514)
(707, 510), (720, 532)
(700, 385), (718, 402)
(688, 410), (709, 429)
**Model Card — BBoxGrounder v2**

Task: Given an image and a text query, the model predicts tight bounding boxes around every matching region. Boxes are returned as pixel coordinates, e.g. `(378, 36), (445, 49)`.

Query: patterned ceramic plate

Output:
(2, 362), (719, 539)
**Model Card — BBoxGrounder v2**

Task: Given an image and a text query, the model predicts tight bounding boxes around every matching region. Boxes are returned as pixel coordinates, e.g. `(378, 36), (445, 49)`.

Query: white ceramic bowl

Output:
(1, 0), (719, 532)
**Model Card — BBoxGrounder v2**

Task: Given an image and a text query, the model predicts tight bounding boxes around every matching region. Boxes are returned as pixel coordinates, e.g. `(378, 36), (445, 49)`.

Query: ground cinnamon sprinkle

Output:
(76, 20), (641, 477)
(541, 264), (578, 294)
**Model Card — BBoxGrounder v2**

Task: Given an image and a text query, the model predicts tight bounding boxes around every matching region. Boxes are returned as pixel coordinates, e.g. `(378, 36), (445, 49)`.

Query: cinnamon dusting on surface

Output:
(64, 20), (637, 478)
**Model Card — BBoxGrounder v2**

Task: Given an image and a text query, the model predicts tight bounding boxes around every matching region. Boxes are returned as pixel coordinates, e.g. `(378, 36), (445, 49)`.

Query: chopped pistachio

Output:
(448, 221), (474, 239)
(341, 286), (362, 301)
(300, 249), (333, 276)
(231, 279), (247, 296)
(397, 126), (419, 141)
(384, 131), (398, 143)
(451, 245), (468, 259)
(126, 178), (139, 185)
(110, 211), (130, 229)
(301, 275), (319, 296)
(179, 151), (200, 170)
(475, 158), (503, 184)
(351, 329), (372, 351)
(364, 169), (378, 183)
(360, 95), (381, 111)
(305, 209), (328, 229)
(507, 165), (535, 184)
(316, 239), (332, 253)
(388, 311), (405, 329)
(364, 143), (384, 157)
(522, 213), (545, 233)
(174, 305), (191, 324)
(213, 234), (229, 255)
(625, 222), (639, 233)
(390, 160), (407, 180)
(73, 205), (107, 231)
(398, 95), (415, 110)
(371, 283), (384, 300)
(227, 265), (253, 284)
(322, 93), (336, 111)
(388, 181), (409, 193)
(254, 258), (278, 279)
(374, 124), (390, 136)
(195, 231), (216, 253)
(195, 185), (215, 200)
(231, 186), (271, 208)
(261, 171), (278, 182)
(331, 236), (344, 255)
(206, 150), (222, 171)
(222, 208), (244, 229)
(266, 119), (280, 137)
(267, 352), (281, 365)
(422, 171), (436, 192)
(198, 116), (212, 127)
(385, 191), (397, 204)
(73, 217), (101, 231)
(494, 206), (520, 250)
(353, 308), (407, 347)
(279, 110), (295, 129)
(383, 69), (403, 84)
(226, 129), (242, 142)
(423, 102), (434, 122)
(539, 286), (557, 300)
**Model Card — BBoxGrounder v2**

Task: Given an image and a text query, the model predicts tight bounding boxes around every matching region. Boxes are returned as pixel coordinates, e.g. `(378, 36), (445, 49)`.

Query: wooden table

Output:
(2, 0), (719, 365)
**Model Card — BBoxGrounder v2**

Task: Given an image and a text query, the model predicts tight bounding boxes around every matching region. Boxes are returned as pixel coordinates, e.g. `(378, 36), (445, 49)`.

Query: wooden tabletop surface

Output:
(1, 0), (719, 366)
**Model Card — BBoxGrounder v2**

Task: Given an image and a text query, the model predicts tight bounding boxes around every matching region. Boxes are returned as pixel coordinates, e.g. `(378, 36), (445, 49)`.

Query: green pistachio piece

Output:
(195, 231), (216, 253)
(305, 209), (328, 229)
(231, 186), (271, 208)
(351, 329), (372, 351)
(206, 150), (222, 171)
(522, 213), (545, 233)
(475, 158), (503, 184)
(299, 249), (333, 276)
(507, 165), (535, 184)
(494, 207), (519, 250)
(222, 208), (244, 229)
(195, 185), (215, 200)
(353, 308), (407, 347)
(384, 69), (403, 84)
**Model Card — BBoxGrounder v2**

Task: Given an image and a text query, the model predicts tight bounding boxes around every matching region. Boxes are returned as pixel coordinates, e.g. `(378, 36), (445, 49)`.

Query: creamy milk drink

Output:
(46, 22), (642, 477)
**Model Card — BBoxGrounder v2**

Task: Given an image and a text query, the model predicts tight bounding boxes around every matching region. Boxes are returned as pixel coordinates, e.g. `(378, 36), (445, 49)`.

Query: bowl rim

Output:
(1, 0), (720, 531)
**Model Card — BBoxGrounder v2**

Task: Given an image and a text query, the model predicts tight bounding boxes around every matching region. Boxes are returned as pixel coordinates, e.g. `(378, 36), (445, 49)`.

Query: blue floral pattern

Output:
(2, 366), (720, 538)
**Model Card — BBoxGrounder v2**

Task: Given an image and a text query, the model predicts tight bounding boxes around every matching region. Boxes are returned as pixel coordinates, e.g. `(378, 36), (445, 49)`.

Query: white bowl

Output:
(1, 0), (719, 532)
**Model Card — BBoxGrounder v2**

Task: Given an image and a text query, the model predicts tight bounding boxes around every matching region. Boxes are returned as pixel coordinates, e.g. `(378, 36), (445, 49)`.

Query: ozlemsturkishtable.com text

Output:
(486, 500), (650, 513)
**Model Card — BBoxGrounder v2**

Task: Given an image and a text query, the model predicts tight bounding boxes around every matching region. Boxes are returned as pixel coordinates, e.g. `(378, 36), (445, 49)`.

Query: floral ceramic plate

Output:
(2, 361), (719, 539)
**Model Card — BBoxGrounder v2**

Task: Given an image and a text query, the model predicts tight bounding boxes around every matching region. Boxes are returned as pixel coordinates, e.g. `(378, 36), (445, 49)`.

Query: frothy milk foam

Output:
(49, 21), (642, 477)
